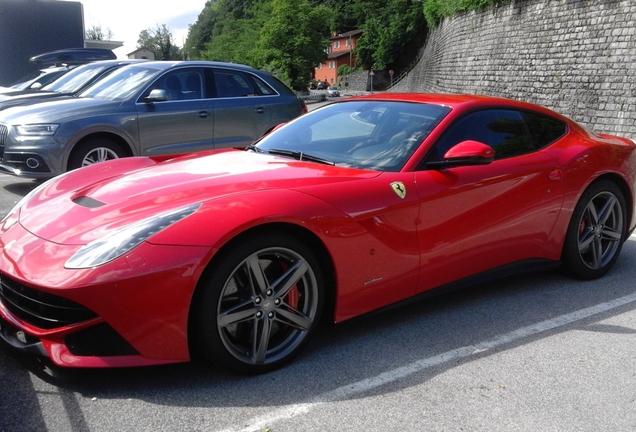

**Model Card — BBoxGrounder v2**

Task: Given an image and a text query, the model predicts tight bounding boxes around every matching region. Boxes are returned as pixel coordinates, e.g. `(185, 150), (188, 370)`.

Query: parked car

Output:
(0, 48), (117, 93)
(0, 60), (144, 111)
(327, 86), (340, 97)
(0, 61), (307, 178)
(0, 93), (634, 374)
(0, 65), (73, 93)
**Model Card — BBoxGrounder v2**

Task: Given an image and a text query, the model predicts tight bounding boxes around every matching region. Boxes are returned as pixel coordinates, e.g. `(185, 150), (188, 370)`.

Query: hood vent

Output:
(72, 196), (106, 208)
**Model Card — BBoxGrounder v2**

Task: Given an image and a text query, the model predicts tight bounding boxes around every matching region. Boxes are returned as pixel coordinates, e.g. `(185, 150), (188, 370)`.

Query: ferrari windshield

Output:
(255, 101), (450, 171)
(78, 65), (162, 101)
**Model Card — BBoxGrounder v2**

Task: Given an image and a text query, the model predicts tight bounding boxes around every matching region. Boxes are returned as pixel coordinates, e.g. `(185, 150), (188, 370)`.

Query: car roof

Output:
(132, 60), (258, 72)
(345, 92), (567, 120)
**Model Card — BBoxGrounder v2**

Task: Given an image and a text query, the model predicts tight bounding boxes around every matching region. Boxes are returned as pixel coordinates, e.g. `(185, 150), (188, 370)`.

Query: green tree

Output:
(200, 0), (271, 64)
(256, 0), (333, 91)
(137, 24), (181, 60)
(422, 0), (510, 27)
(85, 24), (113, 41)
(184, 1), (218, 59)
(356, 0), (425, 70)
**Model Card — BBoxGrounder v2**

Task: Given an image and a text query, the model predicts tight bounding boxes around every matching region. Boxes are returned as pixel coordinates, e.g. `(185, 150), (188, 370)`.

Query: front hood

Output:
(0, 97), (121, 124)
(0, 93), (71, 111)
(0, 89), (42, 101)
(18, 150), (378, 245)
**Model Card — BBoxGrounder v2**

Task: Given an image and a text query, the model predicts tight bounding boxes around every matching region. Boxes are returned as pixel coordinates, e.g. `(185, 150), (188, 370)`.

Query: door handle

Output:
(255, 107), (265, 114)
(548, 169), (563, 181)
(197, 111), (209, 118)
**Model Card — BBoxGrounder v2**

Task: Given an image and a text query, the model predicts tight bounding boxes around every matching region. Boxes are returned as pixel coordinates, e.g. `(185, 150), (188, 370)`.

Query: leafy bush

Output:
(423, 0), (511, 27)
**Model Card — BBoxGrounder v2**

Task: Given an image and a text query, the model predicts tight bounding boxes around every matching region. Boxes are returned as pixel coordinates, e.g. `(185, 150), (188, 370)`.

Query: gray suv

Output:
(0, 61), (306, 178)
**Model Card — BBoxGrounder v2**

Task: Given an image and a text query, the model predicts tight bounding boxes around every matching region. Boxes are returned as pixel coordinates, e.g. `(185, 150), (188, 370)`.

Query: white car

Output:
(327, 86), (340, 97)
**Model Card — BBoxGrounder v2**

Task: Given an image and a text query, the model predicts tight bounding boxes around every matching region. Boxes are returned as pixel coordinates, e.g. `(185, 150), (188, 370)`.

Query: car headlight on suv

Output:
(15, 124), (60, 136)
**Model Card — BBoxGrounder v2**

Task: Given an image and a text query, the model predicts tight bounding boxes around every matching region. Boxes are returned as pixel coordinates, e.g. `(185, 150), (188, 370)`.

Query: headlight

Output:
(15, 124), (59, 136)
(65, 203), (201, 269)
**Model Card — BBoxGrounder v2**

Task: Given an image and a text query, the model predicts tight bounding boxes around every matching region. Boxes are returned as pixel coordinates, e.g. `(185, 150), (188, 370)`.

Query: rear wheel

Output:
(68, 138), (126, 170)
(193, 233), (324, 374)
(562, 180), (626, 280)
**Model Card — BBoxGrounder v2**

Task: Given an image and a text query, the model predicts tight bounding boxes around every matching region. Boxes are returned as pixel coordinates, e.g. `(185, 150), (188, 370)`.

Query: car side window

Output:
(213, 69), (256, 98)
(523, 111), (568, 149)
(143, 69), (204, 101)
(428, 109), (534, 162)
(251, 75), (276, 95)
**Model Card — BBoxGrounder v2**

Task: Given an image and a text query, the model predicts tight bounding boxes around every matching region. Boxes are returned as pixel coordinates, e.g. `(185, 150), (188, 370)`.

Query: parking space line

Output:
(222, 282), (636, 432)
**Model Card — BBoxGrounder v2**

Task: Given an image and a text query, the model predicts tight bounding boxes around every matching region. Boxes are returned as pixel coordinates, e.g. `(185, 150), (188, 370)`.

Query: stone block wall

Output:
(391, 0), (636, 137)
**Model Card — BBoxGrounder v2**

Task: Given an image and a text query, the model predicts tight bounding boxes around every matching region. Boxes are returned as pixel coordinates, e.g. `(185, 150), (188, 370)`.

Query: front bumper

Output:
(0, 221), (212, 367)
(0, 155), (54, 178)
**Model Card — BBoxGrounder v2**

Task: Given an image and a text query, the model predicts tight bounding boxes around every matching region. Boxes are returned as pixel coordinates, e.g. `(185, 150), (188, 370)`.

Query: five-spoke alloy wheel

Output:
(563, 180), (627, 279)
(193, 233), (324, 374)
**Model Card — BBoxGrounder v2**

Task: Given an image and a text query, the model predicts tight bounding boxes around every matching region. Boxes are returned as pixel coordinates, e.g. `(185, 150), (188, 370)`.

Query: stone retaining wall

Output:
(391, 0), (636, 136)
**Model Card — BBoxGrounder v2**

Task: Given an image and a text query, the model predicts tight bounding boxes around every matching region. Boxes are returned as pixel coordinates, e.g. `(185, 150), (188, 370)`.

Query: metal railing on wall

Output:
(386, 48), (425, 90)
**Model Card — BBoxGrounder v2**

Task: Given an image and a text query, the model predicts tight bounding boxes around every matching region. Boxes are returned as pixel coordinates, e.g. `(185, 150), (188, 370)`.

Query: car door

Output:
(414, 108), (567, 292)
(211, 67), (272, 149)
(136, 67), (215, 156)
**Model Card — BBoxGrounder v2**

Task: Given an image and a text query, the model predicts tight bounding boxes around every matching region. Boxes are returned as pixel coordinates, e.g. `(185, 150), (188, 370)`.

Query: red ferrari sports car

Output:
(1, 93), (635, 373)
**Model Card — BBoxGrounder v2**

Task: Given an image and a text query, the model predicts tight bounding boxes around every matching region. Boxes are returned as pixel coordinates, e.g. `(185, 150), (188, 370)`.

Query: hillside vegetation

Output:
(183, 0), (507, 90)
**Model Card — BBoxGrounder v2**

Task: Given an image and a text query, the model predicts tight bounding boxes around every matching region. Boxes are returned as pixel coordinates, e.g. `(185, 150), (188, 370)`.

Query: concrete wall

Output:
(391, 0), (636, 136)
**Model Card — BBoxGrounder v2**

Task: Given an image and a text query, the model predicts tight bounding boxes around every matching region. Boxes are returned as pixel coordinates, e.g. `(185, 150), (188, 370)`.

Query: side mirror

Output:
(427, 140), (494, 168)
(144, 89), (168, 103)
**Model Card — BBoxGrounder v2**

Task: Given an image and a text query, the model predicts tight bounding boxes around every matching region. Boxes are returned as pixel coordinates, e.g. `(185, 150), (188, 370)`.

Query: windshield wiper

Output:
(268, 148), (335, 165)
(245, 144), (264, 153)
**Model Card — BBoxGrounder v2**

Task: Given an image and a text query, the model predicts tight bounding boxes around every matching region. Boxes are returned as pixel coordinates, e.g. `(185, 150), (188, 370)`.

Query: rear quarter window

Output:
(523, 111), (568, 149)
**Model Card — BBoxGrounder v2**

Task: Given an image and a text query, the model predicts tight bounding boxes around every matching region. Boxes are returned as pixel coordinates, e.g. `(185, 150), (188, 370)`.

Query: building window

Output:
(346, 39), (352, 47)
(316, 64), (322, 70)
(329, 61), (335, 69)
(334, 41), (340, 49)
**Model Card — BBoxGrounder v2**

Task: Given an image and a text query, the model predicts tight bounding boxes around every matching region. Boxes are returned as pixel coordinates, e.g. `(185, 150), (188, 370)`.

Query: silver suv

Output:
(0, 61), (306, 178)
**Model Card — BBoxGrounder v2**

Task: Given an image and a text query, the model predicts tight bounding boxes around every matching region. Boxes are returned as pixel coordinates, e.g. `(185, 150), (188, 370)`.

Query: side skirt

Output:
(349, 259), (561, 322)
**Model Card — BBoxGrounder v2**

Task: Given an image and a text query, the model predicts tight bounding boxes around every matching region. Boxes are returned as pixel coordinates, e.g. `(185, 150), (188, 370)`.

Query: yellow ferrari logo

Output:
(390, 181), (406, 199)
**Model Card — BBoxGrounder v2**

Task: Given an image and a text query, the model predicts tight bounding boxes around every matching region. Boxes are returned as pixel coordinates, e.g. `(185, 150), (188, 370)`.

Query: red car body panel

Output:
(1, 93), (635, 368)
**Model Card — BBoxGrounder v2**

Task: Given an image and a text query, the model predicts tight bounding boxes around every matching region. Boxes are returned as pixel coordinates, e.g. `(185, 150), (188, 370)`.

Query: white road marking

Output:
(222, 283), (636, 432)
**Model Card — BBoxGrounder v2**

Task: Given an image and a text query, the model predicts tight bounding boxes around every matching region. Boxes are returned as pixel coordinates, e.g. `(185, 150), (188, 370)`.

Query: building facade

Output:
(127, 48), (156, 60)
(314, 30), (362, 86)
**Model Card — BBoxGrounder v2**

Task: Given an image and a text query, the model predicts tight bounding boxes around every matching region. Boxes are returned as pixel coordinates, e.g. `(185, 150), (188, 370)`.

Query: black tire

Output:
(68, 138), (126, 171)
(192, 233), (324, 374)
(562, 180), (627, 280)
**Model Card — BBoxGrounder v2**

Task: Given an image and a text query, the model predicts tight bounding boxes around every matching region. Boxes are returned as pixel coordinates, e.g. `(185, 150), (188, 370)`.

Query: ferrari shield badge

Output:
(390, 181), (406, 199)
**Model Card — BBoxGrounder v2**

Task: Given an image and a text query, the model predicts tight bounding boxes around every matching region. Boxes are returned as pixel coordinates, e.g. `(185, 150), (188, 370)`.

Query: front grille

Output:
(0, 124), (6, 161)
(0, 274), (98, 330)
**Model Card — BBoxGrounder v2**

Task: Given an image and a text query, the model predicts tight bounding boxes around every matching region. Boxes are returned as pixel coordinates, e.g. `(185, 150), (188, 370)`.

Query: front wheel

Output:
(68, 138), (126, 171)
(192, 233), (324, 374)
(562, 180), (627, 280)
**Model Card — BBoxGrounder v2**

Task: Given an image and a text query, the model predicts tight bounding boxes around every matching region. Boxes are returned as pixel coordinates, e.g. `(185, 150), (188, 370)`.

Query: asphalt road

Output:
(2, 169), (636, 431)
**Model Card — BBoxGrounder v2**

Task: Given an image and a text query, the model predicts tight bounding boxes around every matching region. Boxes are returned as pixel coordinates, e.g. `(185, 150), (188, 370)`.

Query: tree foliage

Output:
(422, 0), (511, 27)
(145, 0), (508, 87)
(85, 25), (113, 41)
(256, 0), (333, 90)
(137, 24), (181, 60)
(200, 0), (271, 65)
(355, 0), (424, 70)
